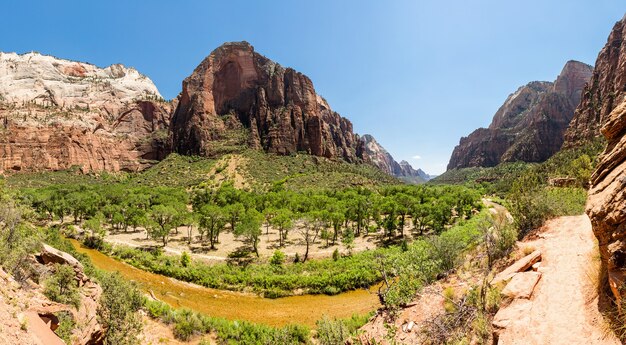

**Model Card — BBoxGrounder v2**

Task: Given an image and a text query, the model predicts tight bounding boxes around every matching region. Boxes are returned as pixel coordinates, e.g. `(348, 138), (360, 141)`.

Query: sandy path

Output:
(498, 215), (619, 344)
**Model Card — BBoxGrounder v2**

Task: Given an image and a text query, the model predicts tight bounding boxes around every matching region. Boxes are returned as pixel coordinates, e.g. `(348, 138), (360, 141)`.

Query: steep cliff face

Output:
(447, 61), (593, 170)
(171, 42), (363, 162)
(0, 52), (172, 173)
(361, 134), (429, 182)
(564, 14), (626, 146)
(585, 16), (626, 303)
(587, 99), (626, 301)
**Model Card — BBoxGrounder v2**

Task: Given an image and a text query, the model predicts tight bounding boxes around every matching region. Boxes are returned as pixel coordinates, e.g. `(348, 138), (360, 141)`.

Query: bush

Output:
(97, 272), (143, 345)
(181, 251), (191, 268)
(316, 315), (349, 345)
(270, 250), (285, 266)
(43, 264), (80, 308)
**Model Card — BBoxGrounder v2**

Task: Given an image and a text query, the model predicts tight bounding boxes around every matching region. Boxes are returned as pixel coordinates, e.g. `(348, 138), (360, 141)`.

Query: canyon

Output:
(0, 44), (428, 179)
(447, 60), (593, 170)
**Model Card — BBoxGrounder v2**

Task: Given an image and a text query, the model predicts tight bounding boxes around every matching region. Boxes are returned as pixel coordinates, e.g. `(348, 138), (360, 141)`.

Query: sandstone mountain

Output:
(583, 14), (626, 303)
(361, 134), (430, 183)
(171, 42), (363, 162)
(564, 14), (626, 146)
(0, 52), (172, 173)
(447, 61), (593, 170)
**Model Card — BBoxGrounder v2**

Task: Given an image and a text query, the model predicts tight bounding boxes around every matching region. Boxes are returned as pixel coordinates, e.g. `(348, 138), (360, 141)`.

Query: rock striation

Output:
(564, 14), (626, 146)
(447, 61), (593, 170)
(574, 15), (626, 303)
(587, 99), (626, 301)
(171, 41), (363, 162)
(361, 134), (430, 182)
(0, 52), (171, 173)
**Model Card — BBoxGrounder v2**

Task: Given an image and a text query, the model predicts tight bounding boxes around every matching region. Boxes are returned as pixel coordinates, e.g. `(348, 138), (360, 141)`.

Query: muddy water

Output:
(69, 239), (380, 327)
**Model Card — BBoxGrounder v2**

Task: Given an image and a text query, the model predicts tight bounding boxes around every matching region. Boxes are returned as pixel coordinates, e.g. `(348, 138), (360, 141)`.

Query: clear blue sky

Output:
(2, 1), (625, 174)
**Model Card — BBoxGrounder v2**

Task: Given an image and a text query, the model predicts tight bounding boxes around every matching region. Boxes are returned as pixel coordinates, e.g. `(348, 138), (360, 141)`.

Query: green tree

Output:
(269, 208), (293, 247)
(148, 205), (179, 246)
(225, 203), (245, 231)
(198, 205), (226, 249)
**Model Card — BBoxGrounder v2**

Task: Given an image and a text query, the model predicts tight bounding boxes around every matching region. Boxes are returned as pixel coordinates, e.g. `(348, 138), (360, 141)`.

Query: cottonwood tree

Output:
(198, 205), (226, 249)
(298, 212), (325, 262)
(269, 208), (293, 247)
(234, 208), (263, 256)
(148, 205), (179, 246)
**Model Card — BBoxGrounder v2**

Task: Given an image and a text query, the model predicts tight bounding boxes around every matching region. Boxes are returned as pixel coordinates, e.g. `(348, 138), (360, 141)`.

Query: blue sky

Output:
(2, 1), (625, 174)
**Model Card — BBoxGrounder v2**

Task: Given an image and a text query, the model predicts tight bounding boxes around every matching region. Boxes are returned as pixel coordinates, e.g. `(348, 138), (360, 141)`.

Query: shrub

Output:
(97, 272), (143, 345)
(43, 264), (80, 308)
(180, 251), (191, 268)
(270, 250), (285, 266)
(316, 315), (349, 345)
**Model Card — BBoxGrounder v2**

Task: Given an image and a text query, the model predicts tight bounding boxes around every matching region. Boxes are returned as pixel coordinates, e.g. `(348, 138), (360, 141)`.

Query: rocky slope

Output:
(0, 245), (104, 345)
(361, 134), (429, 182)
(0, 52), (172, 173)
(447, 61), (593, 170)
(564, 14), (626, 146)
(171, 41), (363, 162)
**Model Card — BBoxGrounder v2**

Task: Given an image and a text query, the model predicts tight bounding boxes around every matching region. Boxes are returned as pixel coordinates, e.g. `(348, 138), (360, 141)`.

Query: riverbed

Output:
(69, 239), (380, 327)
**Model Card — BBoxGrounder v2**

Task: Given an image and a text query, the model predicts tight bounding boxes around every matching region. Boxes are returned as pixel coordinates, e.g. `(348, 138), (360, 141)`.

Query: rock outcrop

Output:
(171, 42), (363, 162)
(587, 100), (626, 301)
(564, 14), (626, 146)
(0, 52), (172, 173)
(575, 15), (626, 303)
(361, 134), (429, 183)
(447, 61), (593, 170)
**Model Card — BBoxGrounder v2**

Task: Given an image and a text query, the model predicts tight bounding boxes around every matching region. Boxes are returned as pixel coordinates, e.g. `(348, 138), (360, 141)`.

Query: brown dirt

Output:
(495, 215), (619, 344)
(106, 221), (406, 263)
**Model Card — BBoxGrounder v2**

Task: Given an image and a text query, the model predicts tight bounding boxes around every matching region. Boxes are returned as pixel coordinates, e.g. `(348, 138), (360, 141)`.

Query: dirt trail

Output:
(498, 215), (619, 344)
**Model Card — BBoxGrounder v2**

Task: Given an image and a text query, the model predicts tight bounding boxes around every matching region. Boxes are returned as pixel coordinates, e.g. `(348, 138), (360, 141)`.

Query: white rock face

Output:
(0, 51), (162, 110)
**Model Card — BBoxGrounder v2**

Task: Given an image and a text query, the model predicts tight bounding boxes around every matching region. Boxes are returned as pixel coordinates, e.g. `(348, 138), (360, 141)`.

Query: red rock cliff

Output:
(584, 14), (626, 302)
(447, 61), (592, 170)
(171, 42), (363, 162)
(564, 14), (626, 146)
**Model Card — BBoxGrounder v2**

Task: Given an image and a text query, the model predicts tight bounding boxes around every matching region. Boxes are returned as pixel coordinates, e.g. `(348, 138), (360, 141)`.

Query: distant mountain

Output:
(0, 51), (171, 173)
(447, 60), (593, 170)
(361, 134), (431, 183)
(171, 41), (363, 162)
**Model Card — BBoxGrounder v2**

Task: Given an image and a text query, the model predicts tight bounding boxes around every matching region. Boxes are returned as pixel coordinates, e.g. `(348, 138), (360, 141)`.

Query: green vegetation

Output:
(241, 150), (398, 191)
(508, 141), (603, 236)
(144, 299), (311, 344)
(43, 264), (81, 308)
(316, 313), (372, 345)
(55, 311), (76, 344)
(97, 271), (143, 345)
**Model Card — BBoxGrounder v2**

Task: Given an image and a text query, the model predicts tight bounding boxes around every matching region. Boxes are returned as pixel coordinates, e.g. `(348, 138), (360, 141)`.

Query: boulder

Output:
(492, 250), (542, 285)
(501, 272), (542, 299)
(38, 243), (86, 285)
